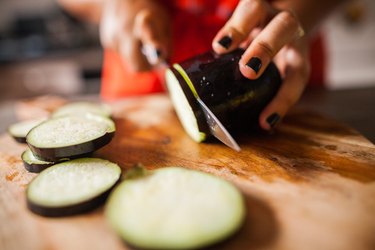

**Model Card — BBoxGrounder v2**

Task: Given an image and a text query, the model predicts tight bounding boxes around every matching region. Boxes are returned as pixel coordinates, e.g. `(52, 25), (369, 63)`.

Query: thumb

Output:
(134, 9), (169, 65)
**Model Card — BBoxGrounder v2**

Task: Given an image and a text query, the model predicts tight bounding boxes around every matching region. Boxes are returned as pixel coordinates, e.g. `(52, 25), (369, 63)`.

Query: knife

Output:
(195, 98), (241, 151)
(142, 45), (241, 151)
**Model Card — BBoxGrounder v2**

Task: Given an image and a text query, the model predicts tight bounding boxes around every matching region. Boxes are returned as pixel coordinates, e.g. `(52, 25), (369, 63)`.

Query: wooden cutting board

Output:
(1, 94), (375, 250)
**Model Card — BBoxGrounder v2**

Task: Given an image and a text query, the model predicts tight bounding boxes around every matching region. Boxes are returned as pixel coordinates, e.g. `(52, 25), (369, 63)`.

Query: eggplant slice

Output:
(51, 102), (112, 118)
(26, 114), (115, 161)
(27, 158), (121, 217)
(22, 148), (65, 173)
(105, 167), (245, 249)
(8, 118), (47, 143)
(166, 69), (206, 142)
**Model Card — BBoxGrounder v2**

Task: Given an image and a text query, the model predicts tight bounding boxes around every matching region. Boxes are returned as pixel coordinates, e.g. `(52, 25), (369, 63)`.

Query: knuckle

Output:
(257, 40), (275, 58)
(228, 26), (247, 40)
(240, 0), (264, 12)
(251, 0), (263, 11)
(278, 10), (299, 30)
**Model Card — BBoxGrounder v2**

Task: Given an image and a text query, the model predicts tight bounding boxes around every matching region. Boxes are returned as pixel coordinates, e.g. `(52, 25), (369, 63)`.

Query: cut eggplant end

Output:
(166, 69), (206, 142)
(22, 149), (62, 173)
(105, 167), (245, 249)
(8, 118), (47, 143)
(26, 114), (115, 161)
(51, 102), (112, 118)
(26, 158), (121, 217)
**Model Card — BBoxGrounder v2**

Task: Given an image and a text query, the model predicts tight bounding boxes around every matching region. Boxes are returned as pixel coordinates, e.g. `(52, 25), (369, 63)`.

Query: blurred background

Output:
(0, 0), (102, 100)
(0, 0), (374, 140)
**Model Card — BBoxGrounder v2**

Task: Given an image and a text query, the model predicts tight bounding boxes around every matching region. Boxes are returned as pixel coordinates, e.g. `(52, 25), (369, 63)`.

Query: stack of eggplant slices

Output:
(8, 102), (118, 217)
(8, 101), (246, 250)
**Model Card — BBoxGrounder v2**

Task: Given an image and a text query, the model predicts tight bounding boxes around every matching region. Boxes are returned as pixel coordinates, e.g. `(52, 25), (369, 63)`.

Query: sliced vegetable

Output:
(22, 149), (57, 173)
(106, 167), (245, 249)
(165, 49), (281, 142)
(8, 118), (46, 143)
(166, 69), (206, 142)
(51, 102), (111, 118)
(27, 114), (115, 161)
(27, 158), (121, 217)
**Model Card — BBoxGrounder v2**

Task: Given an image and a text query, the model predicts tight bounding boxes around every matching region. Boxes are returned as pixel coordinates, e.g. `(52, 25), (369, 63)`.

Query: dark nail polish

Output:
(246, 57), (262, 74)
(266, 113), (280, 129)
(218, 36), (232, 49)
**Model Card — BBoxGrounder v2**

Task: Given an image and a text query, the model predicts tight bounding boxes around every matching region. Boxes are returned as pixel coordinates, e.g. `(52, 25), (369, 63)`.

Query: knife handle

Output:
(141, 44), (169, 68)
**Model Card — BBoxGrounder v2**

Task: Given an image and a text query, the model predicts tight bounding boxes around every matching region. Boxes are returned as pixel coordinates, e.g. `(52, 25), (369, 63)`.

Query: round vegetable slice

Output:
(51, 102), (112, 118)
(26, 114), (115, 161)
(27, 158), (121, 217)
(166, 69), (206, 142)
(105, 167), (245, 249)
(8, 118), (46, 143)
(21, 148), (65, 173)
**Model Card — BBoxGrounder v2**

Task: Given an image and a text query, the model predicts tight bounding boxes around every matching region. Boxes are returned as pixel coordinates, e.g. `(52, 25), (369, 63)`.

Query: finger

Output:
(238, 27), (262, 50)
(258, 47), (310, 130)
(212, 0), (270, 54)
(134, 9), (171, 64)
(273, 48), (288, 78)
(118, 35), (151, 72)
(119, 9), (166, 72)
(99, 0), (149, 71)
(239, 10), (304, 79)
(99, 0), (121, 49)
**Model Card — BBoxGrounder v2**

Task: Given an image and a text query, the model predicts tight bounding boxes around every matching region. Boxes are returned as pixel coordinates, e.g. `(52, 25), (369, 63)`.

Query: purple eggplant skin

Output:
(23, 160), (55, 173)
(28, 132), (114, 162)
(177, 49), (282, 132)
(26, 179), (120, 217)
(12, 136), (27, 144)
(21, 150), (68, 173)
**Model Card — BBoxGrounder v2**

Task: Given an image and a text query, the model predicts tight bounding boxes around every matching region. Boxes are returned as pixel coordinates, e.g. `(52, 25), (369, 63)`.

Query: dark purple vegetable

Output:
(7, 118), (46, 144)
(166, 49), (281, 141)
(27, 187), (115, 217)
(26, 114), (115, 161)
(28, 133), (113, 162)
(21, 149), (63, 173)
(26, 158), (121, 217)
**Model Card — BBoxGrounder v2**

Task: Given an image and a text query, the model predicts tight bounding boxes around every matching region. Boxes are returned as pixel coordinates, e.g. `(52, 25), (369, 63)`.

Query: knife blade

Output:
(196, 98), (241, 151)
(142, 45), (241, 151)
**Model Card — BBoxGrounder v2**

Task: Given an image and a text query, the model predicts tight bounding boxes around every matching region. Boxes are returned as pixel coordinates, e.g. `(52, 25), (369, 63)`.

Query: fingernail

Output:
(246, 57), (262, 74)
(266, 113), (280, 129)
(218, 36), (232, 49)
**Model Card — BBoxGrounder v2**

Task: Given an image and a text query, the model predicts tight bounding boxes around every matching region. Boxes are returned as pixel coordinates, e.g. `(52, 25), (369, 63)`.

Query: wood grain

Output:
(1, 94), (375, 250)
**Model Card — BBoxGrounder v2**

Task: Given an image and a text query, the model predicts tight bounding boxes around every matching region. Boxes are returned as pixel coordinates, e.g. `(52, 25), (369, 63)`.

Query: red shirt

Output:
(101, 0), (325, 100)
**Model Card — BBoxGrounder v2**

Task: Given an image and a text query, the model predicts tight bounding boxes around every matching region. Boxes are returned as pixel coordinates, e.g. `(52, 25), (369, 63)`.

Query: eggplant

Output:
(105, 166), (245, 249)
(27, 158), (121, 217)
(7, 118), (47, 143)
(165, 49), (281, 142)
(51, 102), (112, 118)
(21, 148), (66, 173)
(26, 114), (115, 161)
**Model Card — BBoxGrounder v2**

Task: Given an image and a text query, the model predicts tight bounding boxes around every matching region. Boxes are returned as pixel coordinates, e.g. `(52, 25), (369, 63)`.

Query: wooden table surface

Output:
(1, 94), (375, 250)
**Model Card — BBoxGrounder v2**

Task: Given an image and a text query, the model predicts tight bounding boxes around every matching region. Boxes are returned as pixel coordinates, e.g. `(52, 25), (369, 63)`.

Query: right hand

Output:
(212, 0), (309, 131)
(100, 0), (172, 71)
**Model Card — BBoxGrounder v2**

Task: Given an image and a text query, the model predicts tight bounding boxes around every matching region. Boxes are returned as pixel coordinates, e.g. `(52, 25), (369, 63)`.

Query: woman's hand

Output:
(100, 0), (171, 71)
(212, 0), (310, 130)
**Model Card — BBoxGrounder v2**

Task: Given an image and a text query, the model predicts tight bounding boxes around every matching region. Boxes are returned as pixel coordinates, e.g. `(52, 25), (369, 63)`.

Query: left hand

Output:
(212, 0), (310, 130)
(100, 0), (171, 72)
